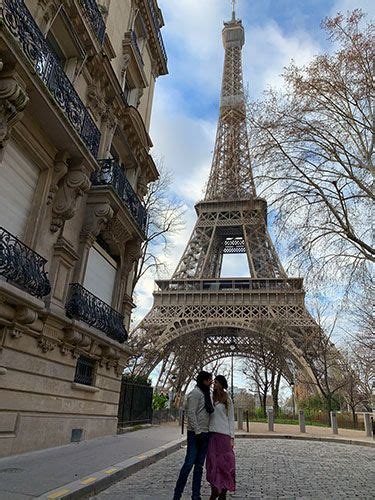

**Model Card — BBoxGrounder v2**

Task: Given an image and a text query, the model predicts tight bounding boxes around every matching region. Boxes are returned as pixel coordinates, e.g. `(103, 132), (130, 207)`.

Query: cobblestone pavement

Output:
(93, 439), (375, 499)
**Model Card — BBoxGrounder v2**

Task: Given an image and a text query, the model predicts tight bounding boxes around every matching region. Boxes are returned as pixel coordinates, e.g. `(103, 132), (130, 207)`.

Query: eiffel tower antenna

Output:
(132, 6), (319, 400)
(231, 0), (236, 20)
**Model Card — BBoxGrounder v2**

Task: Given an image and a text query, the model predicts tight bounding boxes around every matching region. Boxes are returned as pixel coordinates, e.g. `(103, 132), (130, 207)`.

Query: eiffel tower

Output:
(133, 5), (318, 396)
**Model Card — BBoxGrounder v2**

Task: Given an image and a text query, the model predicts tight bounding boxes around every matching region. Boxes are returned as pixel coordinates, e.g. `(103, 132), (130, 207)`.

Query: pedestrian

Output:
(206, 375), (235, 499)
(173, 370), (214, 500)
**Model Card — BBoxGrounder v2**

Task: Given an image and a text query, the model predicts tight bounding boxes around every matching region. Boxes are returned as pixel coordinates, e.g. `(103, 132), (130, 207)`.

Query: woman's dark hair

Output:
(215, 375), (228, 390)
(213, 375), (229, 412)
(196, 371), (214, 414)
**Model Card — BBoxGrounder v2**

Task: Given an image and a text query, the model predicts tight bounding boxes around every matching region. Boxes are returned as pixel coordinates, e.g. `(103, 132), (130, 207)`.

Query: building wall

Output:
(0, 0), (167, 457)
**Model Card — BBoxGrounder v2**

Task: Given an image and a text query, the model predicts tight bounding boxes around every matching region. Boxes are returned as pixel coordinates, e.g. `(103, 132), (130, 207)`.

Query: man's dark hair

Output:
(196, 370), (212, 385)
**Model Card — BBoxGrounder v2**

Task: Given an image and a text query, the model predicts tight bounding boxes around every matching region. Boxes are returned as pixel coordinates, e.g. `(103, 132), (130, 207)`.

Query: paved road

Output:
(93, 439), (375, 499)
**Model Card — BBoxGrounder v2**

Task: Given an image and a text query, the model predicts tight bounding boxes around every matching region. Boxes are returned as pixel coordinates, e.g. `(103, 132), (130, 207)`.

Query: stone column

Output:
(267, 409), (274, 432)
(299, 410), (306, 433)
(330, 411), (338, 435)
(364, 413), (373, 438)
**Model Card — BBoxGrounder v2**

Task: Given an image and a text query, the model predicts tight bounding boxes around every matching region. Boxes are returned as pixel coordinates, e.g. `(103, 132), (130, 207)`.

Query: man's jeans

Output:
(173, 430), (209, 500)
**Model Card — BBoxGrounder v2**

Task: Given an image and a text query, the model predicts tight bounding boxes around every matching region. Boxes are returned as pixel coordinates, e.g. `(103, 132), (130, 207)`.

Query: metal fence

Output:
(118, 380), (153, 426)
(237, 408), (366, 430)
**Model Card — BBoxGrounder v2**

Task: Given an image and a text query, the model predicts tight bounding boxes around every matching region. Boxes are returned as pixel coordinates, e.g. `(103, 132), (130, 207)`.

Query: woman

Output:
(206, 375), (236, 499)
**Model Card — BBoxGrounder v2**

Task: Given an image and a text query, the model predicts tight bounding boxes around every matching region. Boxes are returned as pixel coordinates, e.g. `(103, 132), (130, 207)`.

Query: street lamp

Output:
(229, 340), (236, 401)
(290, 380), (296, 418)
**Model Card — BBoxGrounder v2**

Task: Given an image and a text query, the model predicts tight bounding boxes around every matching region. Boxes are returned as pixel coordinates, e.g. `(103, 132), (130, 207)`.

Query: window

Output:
(123, 78), (132, 104)
(74, 356), (96, 386)
(83, 242), (118, 305)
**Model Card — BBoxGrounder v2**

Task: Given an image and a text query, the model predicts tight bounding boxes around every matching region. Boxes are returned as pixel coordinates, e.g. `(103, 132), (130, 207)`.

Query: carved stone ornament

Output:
(0, 67), (29, 156)
(122, 239), (142, 275)
(101, 215), (131, 254)
(51, 162), (91, 232)
(80, 202), (114, 240)
(86, 84), (105, 119)
(48, 152), (70, 206)
(38, 337), (56, 353)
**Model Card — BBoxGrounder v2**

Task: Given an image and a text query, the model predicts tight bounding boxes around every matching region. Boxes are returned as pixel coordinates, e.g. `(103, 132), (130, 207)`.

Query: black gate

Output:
(118, 379), (153, 426)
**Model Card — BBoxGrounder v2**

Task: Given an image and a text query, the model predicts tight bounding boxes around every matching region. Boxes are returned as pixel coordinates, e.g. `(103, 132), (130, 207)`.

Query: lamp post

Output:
(230, 340), (236, 401)
(290, 381), (296, 418)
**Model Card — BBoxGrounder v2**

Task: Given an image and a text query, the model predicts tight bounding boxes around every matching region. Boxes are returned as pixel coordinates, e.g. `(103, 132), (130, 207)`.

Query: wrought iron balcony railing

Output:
(66, 283), (128, 343)
(130, 29), (143, 65)
(93, 159), (148, 234)
(147, 0), (167, 65)
(1, 0), (101, 158)
(79, 0), (106, 45)
(0, 227), (51, 298)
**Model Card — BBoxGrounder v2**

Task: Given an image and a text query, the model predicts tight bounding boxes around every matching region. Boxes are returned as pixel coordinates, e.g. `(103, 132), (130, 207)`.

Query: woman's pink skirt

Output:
(206, 432), (236, 492)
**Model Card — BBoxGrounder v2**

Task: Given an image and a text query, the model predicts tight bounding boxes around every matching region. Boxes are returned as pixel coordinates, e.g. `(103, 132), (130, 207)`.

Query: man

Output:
(173, 371), (214, 500)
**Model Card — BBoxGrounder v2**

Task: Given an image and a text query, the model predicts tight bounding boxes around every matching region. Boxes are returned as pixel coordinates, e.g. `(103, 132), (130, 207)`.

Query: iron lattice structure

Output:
(132, 10), (319, 396)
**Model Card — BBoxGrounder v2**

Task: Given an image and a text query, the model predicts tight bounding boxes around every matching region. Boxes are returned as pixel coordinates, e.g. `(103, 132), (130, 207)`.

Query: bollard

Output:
(299, 410), (306, 433)
(330, 411), (338, 435)
(267, 409), (274, 432)
(237, 408), (244, 430)
(246, 410), (250, 433)
(364, 413), (372, 437)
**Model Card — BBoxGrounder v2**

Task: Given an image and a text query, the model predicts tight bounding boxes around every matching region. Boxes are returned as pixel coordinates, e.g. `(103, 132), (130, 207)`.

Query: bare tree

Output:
(249, 10), (374, 291)
(301, 306), (351, 418)
(242, 331), (289, 416)
(132, 163), (186, 291)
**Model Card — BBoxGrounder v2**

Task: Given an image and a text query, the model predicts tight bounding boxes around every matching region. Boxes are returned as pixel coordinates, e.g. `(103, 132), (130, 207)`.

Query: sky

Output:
(134, 0), (374, 388)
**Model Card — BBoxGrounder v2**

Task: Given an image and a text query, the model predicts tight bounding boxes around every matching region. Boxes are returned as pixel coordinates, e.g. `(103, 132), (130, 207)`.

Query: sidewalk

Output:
(0, 424), (184, 499)
(236, 421), (375, 446)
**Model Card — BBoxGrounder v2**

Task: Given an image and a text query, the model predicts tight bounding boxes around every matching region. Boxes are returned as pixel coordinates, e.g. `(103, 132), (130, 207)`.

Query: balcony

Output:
(92, 159), (148, 235)
(66, 283), (128, 343)
(0, 227), (51, 298)
(130, 29), (143, 65)
(1, 0), (101, 158)
(79, 0), (106, 45)
(147, 0), (167, 65)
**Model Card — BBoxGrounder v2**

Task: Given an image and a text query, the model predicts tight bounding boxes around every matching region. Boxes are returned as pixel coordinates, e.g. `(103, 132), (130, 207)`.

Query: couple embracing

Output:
(173, 371), (236, 500)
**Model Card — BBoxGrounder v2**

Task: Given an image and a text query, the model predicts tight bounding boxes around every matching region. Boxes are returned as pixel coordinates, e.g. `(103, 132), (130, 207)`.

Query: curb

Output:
(38, 436), (186, 499)
(235, 432), (375, 447)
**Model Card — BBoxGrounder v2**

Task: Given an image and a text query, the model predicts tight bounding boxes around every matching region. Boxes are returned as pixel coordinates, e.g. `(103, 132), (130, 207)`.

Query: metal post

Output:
(246, 410), (249, 433)
(299, 410), (306, 433)
(330, 411), (338, 435)
(267, 409), (274, 432)
(181, 409), (185, 435)
(237, 407), (243, 430)
(231, 352), (234, 401)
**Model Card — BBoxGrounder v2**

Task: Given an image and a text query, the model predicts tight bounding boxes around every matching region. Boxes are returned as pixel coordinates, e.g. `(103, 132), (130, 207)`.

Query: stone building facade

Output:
(0, 0), (167, 457)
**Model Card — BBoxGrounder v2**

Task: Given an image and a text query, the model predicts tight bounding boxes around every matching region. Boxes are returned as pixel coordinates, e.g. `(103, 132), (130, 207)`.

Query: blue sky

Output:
(134, 0), (374, 387)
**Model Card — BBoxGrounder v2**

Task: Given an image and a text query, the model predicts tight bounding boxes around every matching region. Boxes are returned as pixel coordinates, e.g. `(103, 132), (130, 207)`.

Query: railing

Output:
(147, 0), (167, 65)
(130, 29), (143, 65)
(155, 278), (304, 293)
(66, 283), (128, 343)
(93, 159), (148, 234)
(80, 0), (106, 44)
(1, 0), (101, 158)
(0, 227), (51, 298)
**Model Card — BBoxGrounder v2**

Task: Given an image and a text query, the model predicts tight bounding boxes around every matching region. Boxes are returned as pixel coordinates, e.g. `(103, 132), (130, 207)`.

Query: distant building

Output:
(0, 0), (167, 456)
